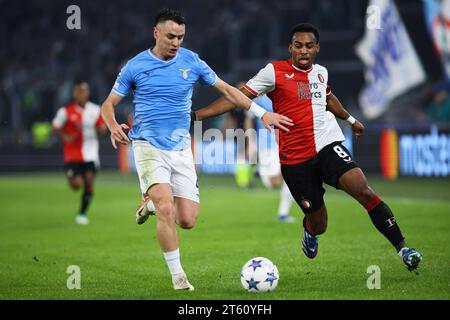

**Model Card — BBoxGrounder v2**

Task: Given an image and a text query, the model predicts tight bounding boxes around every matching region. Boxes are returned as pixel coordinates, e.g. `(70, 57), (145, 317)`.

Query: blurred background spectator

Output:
(0, 0), (448, 173)
(427, 83), (450, 123)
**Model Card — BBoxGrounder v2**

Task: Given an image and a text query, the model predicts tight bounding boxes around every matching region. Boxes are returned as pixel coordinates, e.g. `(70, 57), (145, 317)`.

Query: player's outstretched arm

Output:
(208, 78), (293, 132)
(194, 83), (258, 121)
(326, 93), (364, 138)
(194, 96), (237, 122)
(101, 92), (131, 149)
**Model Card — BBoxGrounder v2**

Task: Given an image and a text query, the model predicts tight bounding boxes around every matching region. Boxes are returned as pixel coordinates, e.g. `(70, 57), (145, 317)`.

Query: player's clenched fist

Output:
(352, 120), (364, 138)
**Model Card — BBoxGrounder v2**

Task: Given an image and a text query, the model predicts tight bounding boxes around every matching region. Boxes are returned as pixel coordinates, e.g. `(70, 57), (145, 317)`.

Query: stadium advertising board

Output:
(189, 125), (450, 178)
(354, 125), (450, 178)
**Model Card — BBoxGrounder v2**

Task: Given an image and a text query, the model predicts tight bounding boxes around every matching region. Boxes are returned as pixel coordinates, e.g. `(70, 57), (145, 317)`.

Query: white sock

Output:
(146, 200), (155, 212)
(277, 181), (294, 216)
(163, 248), (184, 276)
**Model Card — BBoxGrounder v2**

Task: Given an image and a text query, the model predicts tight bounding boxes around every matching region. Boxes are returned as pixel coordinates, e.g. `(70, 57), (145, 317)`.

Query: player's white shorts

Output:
(258, 148), (281, 189)
(132, 140), (199, 203)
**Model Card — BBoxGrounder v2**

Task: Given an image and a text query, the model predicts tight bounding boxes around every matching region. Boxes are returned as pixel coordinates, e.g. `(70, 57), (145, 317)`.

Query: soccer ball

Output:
(240, 257), (279, 292)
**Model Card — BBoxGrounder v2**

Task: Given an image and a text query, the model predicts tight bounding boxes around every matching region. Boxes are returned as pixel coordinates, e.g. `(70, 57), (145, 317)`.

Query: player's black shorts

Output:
(65, 161), (97, 179)
(281, 141), (358, 214)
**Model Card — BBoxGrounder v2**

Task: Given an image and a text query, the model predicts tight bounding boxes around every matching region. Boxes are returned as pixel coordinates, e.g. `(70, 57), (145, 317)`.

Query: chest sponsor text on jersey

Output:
(298, 82), (322, 100)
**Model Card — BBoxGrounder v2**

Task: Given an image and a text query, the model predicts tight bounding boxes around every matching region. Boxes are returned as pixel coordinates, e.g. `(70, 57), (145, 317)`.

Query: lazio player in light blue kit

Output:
(111, 46), (215, 152)
(101, 8), (293, 291)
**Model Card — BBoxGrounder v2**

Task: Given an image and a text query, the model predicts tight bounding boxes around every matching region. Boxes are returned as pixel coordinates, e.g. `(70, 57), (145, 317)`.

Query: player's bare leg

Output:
(338, 167), (422, 271)
(302, 205), (327, 259)
(148, 184), (178, 251)
(148, 183), (194, 290)
(68, 175), (83, 191)
(305, 205), (328, 235)
(174, 197), (199, 229)
(76, 170), (95, 225)
(262, 174), (295, 223)
(269, 175), (282, 188)
(337, 168), (375, 206)
(276, 181), (296, 223)
(67, 173), (89, 225)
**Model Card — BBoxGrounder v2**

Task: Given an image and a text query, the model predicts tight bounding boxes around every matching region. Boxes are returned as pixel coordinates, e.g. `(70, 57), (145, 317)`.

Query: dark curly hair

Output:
(154, 8), (185, 27)
(290, 23), (320, 43)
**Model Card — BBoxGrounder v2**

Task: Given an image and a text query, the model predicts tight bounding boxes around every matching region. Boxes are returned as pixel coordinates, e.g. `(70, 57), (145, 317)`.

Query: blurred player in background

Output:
(194, 23), (423, 272)
(231, 102), (255, 189)
(235, 82), (296, 223)
(52, 81), (106, 225)
(101, 8), (292, 291)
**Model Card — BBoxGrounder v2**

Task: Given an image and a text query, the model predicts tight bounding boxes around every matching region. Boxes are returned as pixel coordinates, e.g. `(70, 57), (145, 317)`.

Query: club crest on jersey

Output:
(179, 68), (191, 80)
(285, 73), (294, 80)
(318, 73), (324, 83)
(301, 199), (312, 209)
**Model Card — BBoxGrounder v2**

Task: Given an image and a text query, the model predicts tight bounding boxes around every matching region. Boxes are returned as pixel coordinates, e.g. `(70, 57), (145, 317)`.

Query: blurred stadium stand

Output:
(0, 0), (448, 174)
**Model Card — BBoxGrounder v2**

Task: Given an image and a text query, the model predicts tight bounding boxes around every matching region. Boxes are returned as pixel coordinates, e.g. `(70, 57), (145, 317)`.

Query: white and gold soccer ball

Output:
(240, 257), (279, 292)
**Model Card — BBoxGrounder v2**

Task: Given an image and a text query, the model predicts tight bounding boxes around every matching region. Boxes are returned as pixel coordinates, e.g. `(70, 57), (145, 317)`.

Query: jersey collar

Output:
(148, 48), (179, 63)
(290, 59), (313, 73)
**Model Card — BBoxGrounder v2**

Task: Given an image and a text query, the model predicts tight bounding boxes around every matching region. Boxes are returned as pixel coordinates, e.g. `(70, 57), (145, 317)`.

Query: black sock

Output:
(368, 201), (405, 252)
(80, 189), (93, 215)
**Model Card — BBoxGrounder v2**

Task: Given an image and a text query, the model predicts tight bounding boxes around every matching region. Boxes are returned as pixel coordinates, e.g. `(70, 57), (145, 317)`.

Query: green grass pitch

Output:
(0, 172), (449, 300)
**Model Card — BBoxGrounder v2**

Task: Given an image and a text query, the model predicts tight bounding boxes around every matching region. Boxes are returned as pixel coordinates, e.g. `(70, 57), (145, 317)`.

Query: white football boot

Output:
(172, 273), (195, 291)
(135, 195), (156, 225)
(75, 214), (89, 225)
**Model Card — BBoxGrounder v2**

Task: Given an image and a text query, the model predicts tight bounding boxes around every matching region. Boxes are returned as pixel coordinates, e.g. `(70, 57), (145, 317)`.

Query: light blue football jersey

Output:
(112, 47), (217, 150)
(254, 94), (277, 150)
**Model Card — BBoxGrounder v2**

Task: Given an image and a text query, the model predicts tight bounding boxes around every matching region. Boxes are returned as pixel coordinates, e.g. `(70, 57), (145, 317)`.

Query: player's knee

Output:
(154, 199), (175, 220)
(270, 180), (282, 189)
(70, 184), (81, 191)
(69, 179), (82, 190)
(269, 176), (282, 188)
(178, 208), (199, 229)
(178, 216), (197, 229)
(358, 186), (376, 206)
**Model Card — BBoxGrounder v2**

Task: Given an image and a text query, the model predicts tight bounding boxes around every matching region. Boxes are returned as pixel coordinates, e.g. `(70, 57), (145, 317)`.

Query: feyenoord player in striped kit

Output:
(52, 81), (106, 225)
(194, 23), (422, 272)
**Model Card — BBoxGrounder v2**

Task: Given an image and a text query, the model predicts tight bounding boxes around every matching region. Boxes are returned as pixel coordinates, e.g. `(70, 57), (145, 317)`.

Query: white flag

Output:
(355, 0), (426, 119)
(423, 0), (450, 82)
